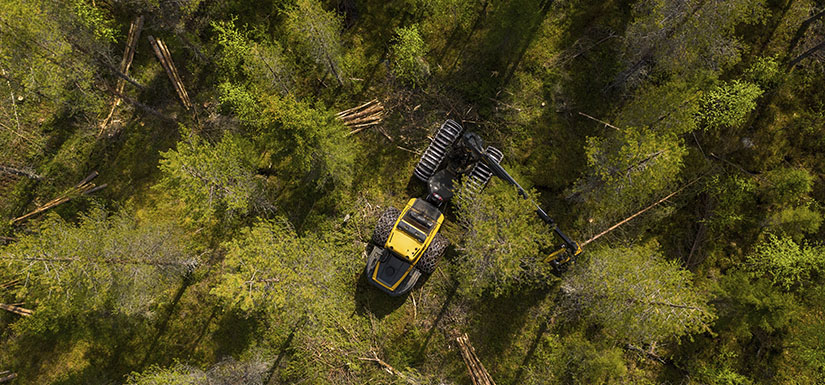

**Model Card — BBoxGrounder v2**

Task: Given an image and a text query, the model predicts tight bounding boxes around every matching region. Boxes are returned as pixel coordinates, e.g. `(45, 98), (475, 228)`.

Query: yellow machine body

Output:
(371, 198), (444, 291)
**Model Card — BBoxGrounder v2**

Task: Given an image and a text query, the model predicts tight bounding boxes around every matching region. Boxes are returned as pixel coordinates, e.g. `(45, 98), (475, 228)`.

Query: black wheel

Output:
(413, 120), (464, 182)
(464, 146), (504, 194)
(417, 233), (448, 274)
(372, 207), (401, 247)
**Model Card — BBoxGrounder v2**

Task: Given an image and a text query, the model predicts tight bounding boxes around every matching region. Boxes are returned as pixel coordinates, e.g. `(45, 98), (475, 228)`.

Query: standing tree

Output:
(572, 125), (687, 227)
(390, 25), (430, 87)
(696, 80), (764, 131)
(218, 88), (356, 190)
(747, 234), (825, 291)
(562, 243), (715, 347)
(157, 126), (267, 225)
(284, 0), (346, 86)
(454, 179), (555, 298)
(212, 19), (293, 95)
(0, 0), (116, 161)
(618, 0), (767, 89)
(0, 208), (196, 316)
(211, 219), (375, 383)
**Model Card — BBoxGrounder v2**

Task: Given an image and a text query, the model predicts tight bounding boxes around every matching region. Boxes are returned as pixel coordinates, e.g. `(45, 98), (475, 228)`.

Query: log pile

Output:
(148, 35), (192, 110)
(100, 15), (144, 135)
(11, 171), (107, 225)
(456, 333), (497, 385)
(337, 99), (384, 136)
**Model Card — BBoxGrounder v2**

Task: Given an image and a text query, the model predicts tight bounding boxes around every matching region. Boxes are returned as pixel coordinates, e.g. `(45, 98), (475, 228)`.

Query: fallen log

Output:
(148, 35), (192, 110)
(456, 333), (496, 385)
(11, 172), (106, 224)
(0, 371), (16, 383)
(100, 15), (144, 134)
(0, 303), (32, 316)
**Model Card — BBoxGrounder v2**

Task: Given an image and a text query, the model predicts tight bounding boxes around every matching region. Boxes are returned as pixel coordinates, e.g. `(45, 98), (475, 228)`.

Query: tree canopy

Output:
(2, 0), (825, 383)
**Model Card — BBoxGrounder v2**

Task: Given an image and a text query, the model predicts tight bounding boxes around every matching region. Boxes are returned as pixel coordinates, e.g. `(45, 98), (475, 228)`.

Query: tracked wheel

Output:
(465, 146), (504, 195)
(417, 233), (448, 274)
(372, 207), (401, 247)
(413, 119), (464, 182)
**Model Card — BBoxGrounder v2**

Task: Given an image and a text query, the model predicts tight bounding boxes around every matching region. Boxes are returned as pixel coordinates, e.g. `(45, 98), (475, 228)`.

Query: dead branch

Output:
(358, 351), (419, 384)
(625, 344), (666, 364)
(0, 165), (41, 180)
(790, 39), (825, 67)
(578, 111), (621, 131)
(0, 371), (16, 383)
(0, 256), (198, 269)
(0, 279), (21, 289)
(101, 84), (173, 122)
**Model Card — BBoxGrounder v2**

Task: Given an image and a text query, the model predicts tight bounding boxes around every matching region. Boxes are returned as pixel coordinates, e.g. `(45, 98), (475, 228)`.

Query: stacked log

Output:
(148, 35), (192, 110)
(11, 171), (107, 225)
(336, 99), (384, 135)
(456, 333), (497, 385)
(100, 15), (144, 135)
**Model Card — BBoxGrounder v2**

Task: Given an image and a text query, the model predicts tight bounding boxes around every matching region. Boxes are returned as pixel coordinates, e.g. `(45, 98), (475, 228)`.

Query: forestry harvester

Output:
(365, 119), (582, 296)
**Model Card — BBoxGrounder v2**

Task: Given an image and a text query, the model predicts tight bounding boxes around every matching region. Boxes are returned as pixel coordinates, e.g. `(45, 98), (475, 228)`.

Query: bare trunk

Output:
(789, 40), (825, 67)
(786, 7), (825, 55)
